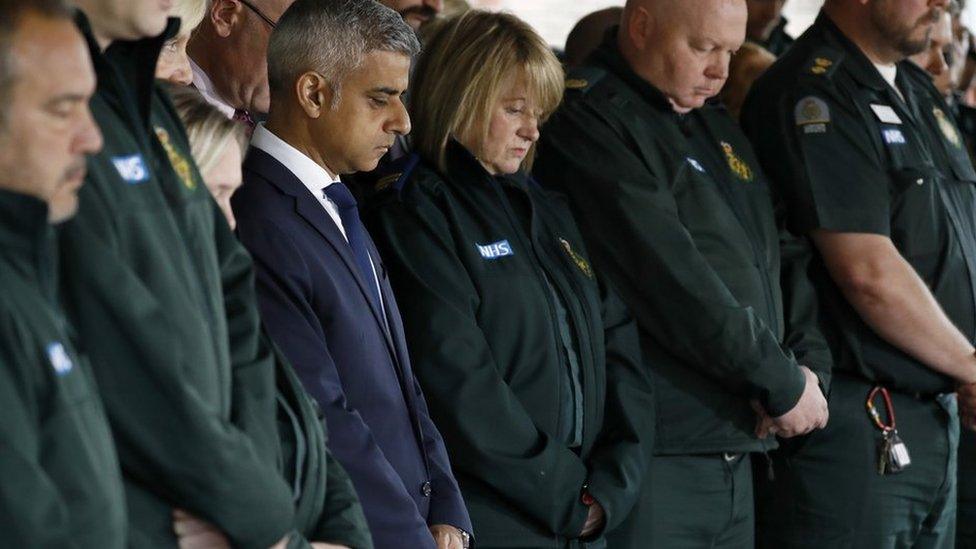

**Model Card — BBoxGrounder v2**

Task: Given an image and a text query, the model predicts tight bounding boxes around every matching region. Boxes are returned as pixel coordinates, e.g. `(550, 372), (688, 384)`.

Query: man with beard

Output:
(742, 0), (974, 546)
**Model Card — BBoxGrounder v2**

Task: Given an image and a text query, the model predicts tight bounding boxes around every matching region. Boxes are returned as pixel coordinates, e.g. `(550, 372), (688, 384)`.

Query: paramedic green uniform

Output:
(741, 12), (972, 548)
(534, 29), (830, 549)
(0, 189), (126, 548)
(363, 142), (654, 548)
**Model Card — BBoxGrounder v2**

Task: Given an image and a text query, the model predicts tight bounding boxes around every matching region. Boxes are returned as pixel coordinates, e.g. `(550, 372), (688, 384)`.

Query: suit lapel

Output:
(244, 148), (393, 345)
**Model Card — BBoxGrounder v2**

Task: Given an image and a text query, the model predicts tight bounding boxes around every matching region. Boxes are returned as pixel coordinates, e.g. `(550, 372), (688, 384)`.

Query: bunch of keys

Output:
(867, 387), (912, 476)
(877, 428), (912, 475)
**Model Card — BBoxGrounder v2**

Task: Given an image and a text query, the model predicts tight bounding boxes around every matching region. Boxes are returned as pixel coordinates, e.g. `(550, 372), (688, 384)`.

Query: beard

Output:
(872, 3), (942, 58)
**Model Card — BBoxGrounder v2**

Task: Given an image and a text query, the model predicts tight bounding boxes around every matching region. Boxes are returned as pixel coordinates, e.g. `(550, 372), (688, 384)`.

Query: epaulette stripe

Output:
(393, 153), (422, 197)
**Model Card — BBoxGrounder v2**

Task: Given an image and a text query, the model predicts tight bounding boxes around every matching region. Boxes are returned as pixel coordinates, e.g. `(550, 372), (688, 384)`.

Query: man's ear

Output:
(625, 5), (651, 52)
(295, 72), (335, 118)
(211, 0), (244, 38)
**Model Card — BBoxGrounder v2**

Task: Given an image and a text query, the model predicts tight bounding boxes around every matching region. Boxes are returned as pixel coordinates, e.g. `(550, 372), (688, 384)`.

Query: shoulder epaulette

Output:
(564, 66), (608, 94)
(803, 46), (844, 79)
(372, 153), (422, 198)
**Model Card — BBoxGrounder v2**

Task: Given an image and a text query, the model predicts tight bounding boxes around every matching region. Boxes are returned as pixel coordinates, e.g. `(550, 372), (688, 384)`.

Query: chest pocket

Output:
(888, 165), (945, 261)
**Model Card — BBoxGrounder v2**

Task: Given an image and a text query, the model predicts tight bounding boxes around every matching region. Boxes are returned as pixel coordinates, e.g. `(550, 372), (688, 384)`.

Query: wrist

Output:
(959, 351), (976, 385)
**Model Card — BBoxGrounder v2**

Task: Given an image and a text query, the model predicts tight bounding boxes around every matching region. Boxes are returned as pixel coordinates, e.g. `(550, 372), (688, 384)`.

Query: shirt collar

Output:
(588, 26), (674, 113)
(189, 58), (237, 119)
(250, 123), (342, 196)
(814, 11), (903, 93)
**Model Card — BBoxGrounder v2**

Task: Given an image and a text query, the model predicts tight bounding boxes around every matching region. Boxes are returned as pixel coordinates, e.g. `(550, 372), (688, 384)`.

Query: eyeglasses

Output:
(239, 0), (277, 28)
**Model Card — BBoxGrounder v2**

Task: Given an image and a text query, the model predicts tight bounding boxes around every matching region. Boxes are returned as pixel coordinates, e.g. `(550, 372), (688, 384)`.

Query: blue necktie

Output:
(323, 182), (383, 311)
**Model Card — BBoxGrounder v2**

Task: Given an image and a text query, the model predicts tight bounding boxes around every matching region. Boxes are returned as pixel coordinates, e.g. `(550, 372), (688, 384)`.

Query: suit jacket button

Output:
(421, 481), (433, 497)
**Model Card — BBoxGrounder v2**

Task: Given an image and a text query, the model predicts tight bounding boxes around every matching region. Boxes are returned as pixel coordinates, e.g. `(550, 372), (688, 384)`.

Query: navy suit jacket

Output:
(233, 148), (471, 548)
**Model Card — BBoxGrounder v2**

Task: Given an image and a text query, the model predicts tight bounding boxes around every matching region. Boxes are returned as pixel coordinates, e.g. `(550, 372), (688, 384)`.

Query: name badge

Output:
(871, 104), (903, 125)
(112, 154), (150, 184)
(882, 128), (906, 145)
(477, 240), (514, 260)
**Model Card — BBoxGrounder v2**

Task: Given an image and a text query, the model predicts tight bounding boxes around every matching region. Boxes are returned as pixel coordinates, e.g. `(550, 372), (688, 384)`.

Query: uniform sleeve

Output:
(234, 218), (436, 549)
(214, 201), (284, 471)
(535, 102), (805, 417)
(368, 188), (591, 538)
(742, 81), (890, 236)
(583, 279), (654, 533)
(778, 221), (833, 393)
(312, 446), (375, 548)
(60, 184), (295, 549)
(0, 354), (77, 548)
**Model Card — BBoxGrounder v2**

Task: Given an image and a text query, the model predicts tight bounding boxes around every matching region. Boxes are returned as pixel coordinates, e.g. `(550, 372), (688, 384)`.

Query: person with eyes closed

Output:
(534, 0), (832, 547)
(231, 1), (471, 548)
(362, 10), (653, 549)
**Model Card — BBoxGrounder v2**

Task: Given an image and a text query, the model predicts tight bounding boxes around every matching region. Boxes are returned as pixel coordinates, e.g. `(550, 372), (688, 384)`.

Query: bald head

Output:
(620, 0), (747, 112)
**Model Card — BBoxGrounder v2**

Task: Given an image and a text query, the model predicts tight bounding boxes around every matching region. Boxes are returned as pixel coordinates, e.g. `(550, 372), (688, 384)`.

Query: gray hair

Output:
(0, 0), (74, 128)
(267, 0), (420, 107)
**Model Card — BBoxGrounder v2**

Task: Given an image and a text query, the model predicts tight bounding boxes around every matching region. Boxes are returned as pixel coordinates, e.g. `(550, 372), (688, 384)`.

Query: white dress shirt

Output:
(250, 124), (387, 315)
(189, 58), (236, 119)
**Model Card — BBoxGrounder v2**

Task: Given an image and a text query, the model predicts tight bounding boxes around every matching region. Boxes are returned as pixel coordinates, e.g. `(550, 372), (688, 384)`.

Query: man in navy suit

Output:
(231, 1), (472, 548)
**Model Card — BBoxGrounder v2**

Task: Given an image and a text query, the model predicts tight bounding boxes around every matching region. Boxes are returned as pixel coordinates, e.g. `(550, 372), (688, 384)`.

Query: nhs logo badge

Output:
(686, 157), (706, 173)
(46, 343), (73, 376)
(111, 154), (150, 184)
(882, 128), (906, 145)
(477, 240), (514, 260)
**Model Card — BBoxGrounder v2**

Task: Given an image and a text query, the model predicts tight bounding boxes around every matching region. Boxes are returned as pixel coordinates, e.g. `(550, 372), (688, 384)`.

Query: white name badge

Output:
(870, 104), (903, 125)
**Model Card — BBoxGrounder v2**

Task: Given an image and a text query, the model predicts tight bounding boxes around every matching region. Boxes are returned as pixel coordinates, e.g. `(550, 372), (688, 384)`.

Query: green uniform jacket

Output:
(275, 342), (374, 549)
(363, 143), (653, 547)
(61, 14), (299, 547)
(741, 13), (976, 396)
(0, 190), (126, 548)
(535, 32), (831, 456)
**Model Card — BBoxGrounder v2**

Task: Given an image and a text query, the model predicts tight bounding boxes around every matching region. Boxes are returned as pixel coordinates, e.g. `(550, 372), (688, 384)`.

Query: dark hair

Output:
(267, 0), (420, 104)
(0, 0), (74, 126)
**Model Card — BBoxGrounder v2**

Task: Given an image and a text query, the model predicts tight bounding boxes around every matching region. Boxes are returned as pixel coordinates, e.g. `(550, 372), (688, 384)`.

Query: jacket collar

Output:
(438, 139), (534, 193)
(0, 189), (55, 285)
(588, 27), (674, 113)
(75, 10), (180, 129)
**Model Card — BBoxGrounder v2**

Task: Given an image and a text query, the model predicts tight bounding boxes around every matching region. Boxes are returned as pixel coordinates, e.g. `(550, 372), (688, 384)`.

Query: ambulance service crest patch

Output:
(933, 107), (962, 148)
(155, 127), (198, 190)
(721, 142), (754, 182)
(559, 238), (594, 278)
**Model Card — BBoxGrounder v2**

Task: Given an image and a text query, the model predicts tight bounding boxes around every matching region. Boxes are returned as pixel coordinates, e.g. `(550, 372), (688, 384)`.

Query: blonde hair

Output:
(170, 0), (207, 38)
(410, 10), (564, 172)
(168, 86), (247, 175)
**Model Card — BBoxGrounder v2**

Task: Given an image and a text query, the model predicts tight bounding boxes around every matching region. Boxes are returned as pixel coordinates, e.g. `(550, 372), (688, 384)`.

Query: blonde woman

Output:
(156, 0), (207, 86)
(363, 11), (653, 549)
(169, 86), (246, 229)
